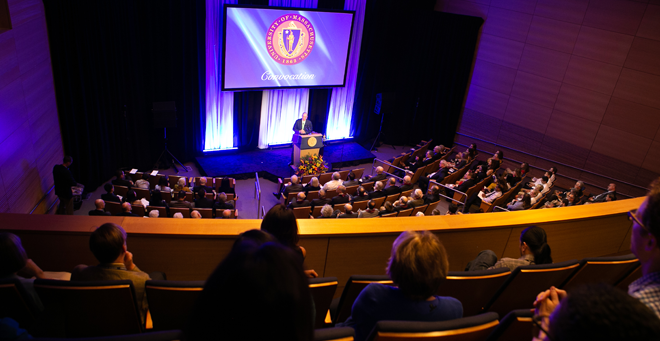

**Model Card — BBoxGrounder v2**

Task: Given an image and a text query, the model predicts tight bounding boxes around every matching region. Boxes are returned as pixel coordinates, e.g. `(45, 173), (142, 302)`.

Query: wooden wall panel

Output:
(590, 125), (652, 167)
(582, 0), (647, 35)
(477, 33), (524, 69)
(490, 0), (536, 15)
(543, 110), (600, 150)
(517, 44), (570, 82)
(0, 0), (64, 213)
(613, 68), (660, 109)
(525, 16), (580, 53)
(481, 7), (532, 42)
(602, 97), (660, 139)
(464, 85), (510, 119)
(642, 141), (660, 172)
(563, 56), (622, 95)
(636, 4), (660, 41)
(471, 59), (517, 94)
(554, 83), (610, 123)
(572, 26), (634, 66)
(625, 37), (660, 76)
(510, 71), (561, 108)
(533, 0), (588, 24)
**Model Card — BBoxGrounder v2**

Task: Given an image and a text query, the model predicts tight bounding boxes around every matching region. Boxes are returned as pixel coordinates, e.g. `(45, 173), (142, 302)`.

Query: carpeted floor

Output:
(195, 142), (376, 182)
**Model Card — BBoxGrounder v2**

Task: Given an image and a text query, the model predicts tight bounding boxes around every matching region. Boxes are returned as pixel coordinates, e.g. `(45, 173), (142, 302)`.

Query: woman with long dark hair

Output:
(466, 226), (552, 271)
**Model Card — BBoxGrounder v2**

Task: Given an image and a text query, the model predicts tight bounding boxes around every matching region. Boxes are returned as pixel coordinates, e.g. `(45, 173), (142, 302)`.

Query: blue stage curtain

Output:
(257, 0), (318, 148)
(205, 0), (237, 151)
(325, 0), (366, 140)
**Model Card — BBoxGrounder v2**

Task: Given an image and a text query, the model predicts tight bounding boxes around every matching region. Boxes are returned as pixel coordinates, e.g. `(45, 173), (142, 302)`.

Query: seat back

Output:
(148, 174), (163, 190)
(397, 208), (413, 217)
(0, 278), (38, 329)
(285, 191), (299, 205)
(169, 207), (191, 218)
(425, 159), (441, 175)
(315, 326), (355, 341)
(381, 212), (397, 217)
(319, 173), (333, 185)
(338, 170), (350, 180)
(160, 191), (173, 204)
(485, 309), (532, 341)
(309, 277), (338, 329)
(410, 205), (428, 216)
(145, 280), (204, 331)
(400, 189), (413, 198)
(333, 275), (392, 324)
(334, 204), (347, 212)
(302, 174), (316, 184)
(437, 268), (511, 317)
(352, 168), (365, 179)
(345, 185), (359, 196)
(368, 312), (499, 341)
(326, 189), (338, 199)
(361, 182), (374, 192)
(168, 175), (185, 189)
(384, 194), (400, 203)
(34, 279), (142, 338)
(424, 201), (440, 215)
(616, 265), (642, 291)
(134, 188), (151, 201)
(372, 197), (386, 209)
(114, 185), (129, 197)
(409, 166), (428, 184)
(307, 191), (320, 201)
(193, 208), (214, 218)
(561, 254), (640, 291)
(132, 205), (146, 217)
(105, 201), (123, 216)
(312, 205), (323, 218)
(216, 209), (237, 219)
(352, 201), (368, 211)
(293, 206), (311, 219)
(146, 206), (167, 218)
(484, 260), (580, 317)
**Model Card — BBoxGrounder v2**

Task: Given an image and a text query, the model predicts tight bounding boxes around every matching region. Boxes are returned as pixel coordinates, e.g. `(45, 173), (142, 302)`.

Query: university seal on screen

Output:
(266, 14), (315, 65)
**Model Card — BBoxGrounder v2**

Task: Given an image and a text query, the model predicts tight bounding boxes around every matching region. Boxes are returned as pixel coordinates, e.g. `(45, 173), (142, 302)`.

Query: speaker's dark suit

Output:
(293, 119), (313, 135)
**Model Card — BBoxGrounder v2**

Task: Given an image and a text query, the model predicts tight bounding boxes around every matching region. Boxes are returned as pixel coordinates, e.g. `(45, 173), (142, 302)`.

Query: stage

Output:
(195, 142), (376, 182)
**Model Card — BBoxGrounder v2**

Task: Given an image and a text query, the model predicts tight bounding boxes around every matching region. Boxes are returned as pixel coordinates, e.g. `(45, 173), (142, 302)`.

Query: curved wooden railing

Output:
(1, 198), (642, 292)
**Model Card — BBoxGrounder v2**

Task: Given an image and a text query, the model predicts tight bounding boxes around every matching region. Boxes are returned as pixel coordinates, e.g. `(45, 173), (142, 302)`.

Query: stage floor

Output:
(195, 142), (376, 181)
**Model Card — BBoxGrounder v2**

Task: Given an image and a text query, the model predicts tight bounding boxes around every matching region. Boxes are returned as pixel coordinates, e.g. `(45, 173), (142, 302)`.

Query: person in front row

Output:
(89, 199), (110, 216)
(465, 226), (552, 271)
(71, 223), (153, 324)
(337, 230), (462, 341)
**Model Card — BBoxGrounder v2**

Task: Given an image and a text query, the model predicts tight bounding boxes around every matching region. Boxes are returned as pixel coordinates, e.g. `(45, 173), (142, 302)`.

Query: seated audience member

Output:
(214, 192), (235, 210)
(304, 177), (321, 193)
(112, 170), (133, 187)
(394, 196), (414, 211)
(400, 175), (414, 192)
(563, 191), (580, 207)
(184, 237), (314, 341)
(173, 177), (190, 193)
(71, 223), (152, 323)
(416, 212), (425, 216)
(363, 166), (386, 183)
(418, 161), (450, 193)
(288, 192), (311, 210)
(628, 178), (660, 317)
(190, 211), (202, 219)
(192, 177), (215, 198)
(343, 172), (359, 187)
(587, 183), (617, 203)
(89, 199), (110, 216)
(379, 201), (396, 216)
(311, 189), (332, 210)
(352, 186), (370, 203)
(134, 176), (150, 189)
(409, 189), (425, 207)
(117, 202), (140, 217)
(322, 172), (343, 192)
(154, 177), (171, 192)
(383, 177), (401, 196)
(221, 210), (233, 219)
(446, 202), (461, 215)
(170, 191), (193, 209)
(101, 183), (121, 203)
(462, 184), (503, 213)
(530, 185), (544, 205)
(173, 212), (184, 218)
(149, 190), (168, 208)
(507, 192), (532, 211)
(148, 210), (159, 218)
(431, 209), (441, 215)
(0, 233), (47, 311)
(123, 190), (146, 207)
(548, 180), (584, 203)
(532, 284), (660, 341)
(466, 226), (552, 271)
(357, 200), (379, 218)
(337, 230), (462, 341)
(274, 175), (302, 200)
(505, 168), (522, 188)
(422, 186), (440, 205)
(331, 186), (351, 206)
(260, 204), (317, 278)
(338, 204), (358, 218)
(194, 189), (214, 209)
(445, 171), (479, 199)
(318, 204), (339, 219)
(368, 181), (387, 199)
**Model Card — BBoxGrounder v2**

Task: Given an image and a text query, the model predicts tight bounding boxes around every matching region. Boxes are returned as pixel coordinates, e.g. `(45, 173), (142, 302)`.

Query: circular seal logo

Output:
(308, 136), (317, 147)
(266, 14), (315, 65)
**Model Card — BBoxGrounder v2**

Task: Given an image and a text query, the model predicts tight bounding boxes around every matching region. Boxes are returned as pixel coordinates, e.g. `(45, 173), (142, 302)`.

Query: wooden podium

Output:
(292, 133), (324, 167)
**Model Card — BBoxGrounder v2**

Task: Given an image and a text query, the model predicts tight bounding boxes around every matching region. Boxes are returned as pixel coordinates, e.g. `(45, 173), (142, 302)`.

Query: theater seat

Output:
(437, 268), (511, 317)
(561, 253), (640, 291)
(145, 280), (204, 331)
(315, 327), (355, 341)
(331, 275), (393, 325)
(309, 277), (338, 329)
(366, 312), (499, 341)
(31, 330), (182, 341)
(0, 278), (40, 330)
(34, 279), (142, 338)
(485, 309), (532, 341)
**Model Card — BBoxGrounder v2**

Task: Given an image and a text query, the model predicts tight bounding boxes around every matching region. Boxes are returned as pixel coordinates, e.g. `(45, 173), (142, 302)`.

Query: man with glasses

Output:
(628, 177), (660, 317)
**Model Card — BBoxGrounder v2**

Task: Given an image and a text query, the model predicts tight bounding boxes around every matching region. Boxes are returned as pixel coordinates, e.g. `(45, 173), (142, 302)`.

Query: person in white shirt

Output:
(322, 172), (343, 192)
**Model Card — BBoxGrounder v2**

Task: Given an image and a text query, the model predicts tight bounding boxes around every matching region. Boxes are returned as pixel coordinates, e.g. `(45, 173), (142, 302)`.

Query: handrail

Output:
(254, 172), (262, 219)
(372, 158), (405, 181)
(455, 132), (648, 193)
(261, 205), (265, 218)
(494, 206), (510, 212)
(30, 185), (55, 214)
(430, 180), (467, 204)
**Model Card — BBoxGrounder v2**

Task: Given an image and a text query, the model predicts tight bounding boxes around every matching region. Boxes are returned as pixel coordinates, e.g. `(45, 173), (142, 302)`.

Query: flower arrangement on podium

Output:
(297, 154), (328, 176)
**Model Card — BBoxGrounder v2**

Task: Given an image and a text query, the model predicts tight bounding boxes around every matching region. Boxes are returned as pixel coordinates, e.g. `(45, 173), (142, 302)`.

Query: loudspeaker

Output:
(153, 101), (177, 128)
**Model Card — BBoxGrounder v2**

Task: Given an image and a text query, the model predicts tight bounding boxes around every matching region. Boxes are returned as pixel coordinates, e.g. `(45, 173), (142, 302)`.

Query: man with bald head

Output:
(322, 172), (344, 192)
(88, 199), (110, 216)
(400, 175), (414, 192)
(383, 177), (401, 196)
(363, 166), (387, 183)
(274, 174), (303, 200)
(117, 202), (140, 217)
(288, 192), (311, 209)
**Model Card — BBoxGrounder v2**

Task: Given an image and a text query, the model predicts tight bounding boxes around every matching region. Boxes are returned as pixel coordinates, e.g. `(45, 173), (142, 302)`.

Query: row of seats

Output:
(1, 254), (640, 338)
